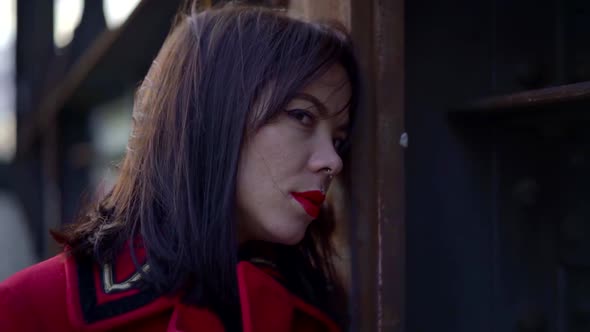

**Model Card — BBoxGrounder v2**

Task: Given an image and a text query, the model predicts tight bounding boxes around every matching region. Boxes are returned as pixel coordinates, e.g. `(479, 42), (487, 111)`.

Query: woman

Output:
(0, 4), (360, 332)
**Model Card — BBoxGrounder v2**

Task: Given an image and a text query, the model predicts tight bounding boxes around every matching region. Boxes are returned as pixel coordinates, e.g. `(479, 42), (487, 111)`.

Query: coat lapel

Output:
(64, 248), (340, 332)
(237, 261), (340, 332)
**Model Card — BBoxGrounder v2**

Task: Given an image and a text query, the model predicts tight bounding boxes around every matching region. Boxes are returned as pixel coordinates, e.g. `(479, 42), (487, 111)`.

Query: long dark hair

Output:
(55, 3), (360, 328)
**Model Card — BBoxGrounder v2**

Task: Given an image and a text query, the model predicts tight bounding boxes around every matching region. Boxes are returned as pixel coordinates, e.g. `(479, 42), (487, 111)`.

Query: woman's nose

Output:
(308, 139), (343, 176)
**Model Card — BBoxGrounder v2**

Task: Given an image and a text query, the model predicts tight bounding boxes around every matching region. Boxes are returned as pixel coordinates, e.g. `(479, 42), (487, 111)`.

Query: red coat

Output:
(0, 249), (340, 332)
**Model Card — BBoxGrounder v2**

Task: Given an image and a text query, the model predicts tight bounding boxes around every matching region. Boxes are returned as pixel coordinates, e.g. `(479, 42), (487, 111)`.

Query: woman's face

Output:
(237, 65), (352, 245)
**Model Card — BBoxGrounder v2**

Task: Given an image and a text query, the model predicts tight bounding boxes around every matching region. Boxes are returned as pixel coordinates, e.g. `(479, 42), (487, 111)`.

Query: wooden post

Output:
(348, 1), (406, 330)
(372, 1), (405, 330)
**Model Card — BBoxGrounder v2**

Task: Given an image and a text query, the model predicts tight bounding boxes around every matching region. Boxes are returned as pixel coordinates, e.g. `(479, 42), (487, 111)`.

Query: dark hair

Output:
(54, 4), (360, 329)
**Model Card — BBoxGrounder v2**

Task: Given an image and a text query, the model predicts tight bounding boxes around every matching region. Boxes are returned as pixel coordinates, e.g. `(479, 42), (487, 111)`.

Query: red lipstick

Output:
(291, 190), (326, 219)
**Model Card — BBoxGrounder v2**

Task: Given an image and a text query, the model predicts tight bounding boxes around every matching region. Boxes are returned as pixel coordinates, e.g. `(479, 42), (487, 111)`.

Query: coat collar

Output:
(63, 247), (340, 332)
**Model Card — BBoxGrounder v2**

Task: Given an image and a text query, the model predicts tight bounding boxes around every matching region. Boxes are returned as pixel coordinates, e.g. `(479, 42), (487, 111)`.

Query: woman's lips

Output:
(291, 191), (326, 219)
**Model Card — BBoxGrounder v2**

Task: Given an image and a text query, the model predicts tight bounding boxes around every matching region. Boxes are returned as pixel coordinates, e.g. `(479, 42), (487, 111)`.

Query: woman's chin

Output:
(267, 226), (308, 246)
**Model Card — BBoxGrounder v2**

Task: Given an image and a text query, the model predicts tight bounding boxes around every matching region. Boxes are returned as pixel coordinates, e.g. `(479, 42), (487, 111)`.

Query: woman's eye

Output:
(333, 138), (345, 150)
(287, 109), (314, 126)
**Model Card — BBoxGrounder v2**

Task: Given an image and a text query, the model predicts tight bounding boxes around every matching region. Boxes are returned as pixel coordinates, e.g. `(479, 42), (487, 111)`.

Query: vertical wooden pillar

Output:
(347, 2), (378, 330)
(349, 1), (406, 330)
(372, 1), (405, 331)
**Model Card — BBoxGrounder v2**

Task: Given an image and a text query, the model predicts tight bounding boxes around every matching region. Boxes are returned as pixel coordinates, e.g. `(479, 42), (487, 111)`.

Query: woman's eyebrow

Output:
(292, 93), (329, 116)
(291, 93), (350, 130)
